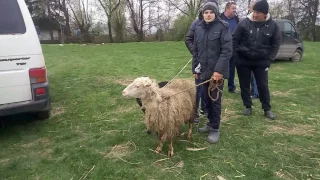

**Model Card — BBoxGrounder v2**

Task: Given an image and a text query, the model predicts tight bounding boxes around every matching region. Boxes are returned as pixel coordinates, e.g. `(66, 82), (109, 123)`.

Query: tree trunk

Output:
(311, 0), (319, 41)
(47, 3), (54, 40)
(107, 15), (114, 43)
(139, 0), (144, 41)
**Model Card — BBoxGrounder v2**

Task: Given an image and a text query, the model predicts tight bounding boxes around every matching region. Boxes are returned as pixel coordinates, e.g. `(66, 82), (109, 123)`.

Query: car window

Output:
(0, 0), (26, 34)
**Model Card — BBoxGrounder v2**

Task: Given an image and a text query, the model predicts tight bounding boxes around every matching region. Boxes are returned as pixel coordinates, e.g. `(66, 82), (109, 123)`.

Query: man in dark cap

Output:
(232, 0), (281, 120)
(185, 0), (219, 123)
(192, 1), (232, 143)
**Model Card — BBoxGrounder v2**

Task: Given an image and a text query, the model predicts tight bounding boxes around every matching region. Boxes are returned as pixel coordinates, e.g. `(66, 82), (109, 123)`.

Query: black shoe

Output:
(228, 89), (239, 94)
(243, 108), (252, 116)
(264, 111), (276, 120)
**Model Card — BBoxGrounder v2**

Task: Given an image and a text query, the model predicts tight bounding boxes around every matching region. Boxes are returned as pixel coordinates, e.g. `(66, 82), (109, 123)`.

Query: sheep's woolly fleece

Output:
(141, 78), (196, 139)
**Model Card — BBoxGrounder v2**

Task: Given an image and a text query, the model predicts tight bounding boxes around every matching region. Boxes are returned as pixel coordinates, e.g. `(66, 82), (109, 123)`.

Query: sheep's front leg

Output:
(155, 133), (167, 153)
(187, 122), (193, 141)
(168, 137), (174, 157)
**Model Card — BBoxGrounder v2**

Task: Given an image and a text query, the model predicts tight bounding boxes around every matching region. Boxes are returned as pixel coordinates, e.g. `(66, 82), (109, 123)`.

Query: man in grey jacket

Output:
(185, 0), (219, 122)
(192, 1), (232, 144)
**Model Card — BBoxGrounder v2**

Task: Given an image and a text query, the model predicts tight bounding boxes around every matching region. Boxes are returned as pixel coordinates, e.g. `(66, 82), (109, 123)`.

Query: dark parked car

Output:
(274, 19), (304, 62)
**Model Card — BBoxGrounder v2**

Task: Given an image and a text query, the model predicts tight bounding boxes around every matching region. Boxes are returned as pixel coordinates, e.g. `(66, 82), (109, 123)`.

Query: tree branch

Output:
(165, 0), (190, 17)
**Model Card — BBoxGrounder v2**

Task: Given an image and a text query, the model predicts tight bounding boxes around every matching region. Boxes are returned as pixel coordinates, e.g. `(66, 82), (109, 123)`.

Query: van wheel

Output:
(291, 49), (302, 62)
(36, 110), (50, 120)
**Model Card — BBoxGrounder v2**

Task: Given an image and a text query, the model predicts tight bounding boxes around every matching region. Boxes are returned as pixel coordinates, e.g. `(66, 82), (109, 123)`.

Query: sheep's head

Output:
(122, 77), (156, 99)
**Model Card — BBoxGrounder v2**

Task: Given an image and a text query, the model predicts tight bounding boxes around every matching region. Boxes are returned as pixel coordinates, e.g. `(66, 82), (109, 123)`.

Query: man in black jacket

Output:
(192, 1), (232, 143)
(233, 0), (281, 120)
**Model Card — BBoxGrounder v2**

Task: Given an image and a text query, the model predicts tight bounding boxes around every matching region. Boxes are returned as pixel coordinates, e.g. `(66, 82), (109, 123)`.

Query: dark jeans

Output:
(228, 56), (236, 91)
(251, 73), (259, 97)
(202, 80), (224, 129)
(236, 64), (271, 110)
(195, 78), (207, 117)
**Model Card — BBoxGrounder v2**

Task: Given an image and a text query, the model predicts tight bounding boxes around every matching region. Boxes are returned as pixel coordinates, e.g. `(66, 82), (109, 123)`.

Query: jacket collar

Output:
(247, 12), (271, 22)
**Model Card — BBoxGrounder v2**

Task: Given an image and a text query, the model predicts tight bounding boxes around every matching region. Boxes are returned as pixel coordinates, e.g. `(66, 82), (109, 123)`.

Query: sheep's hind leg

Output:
(168, 137), (174, 157)
(187, 121), (193, 141)
(155, 133), (166, 153)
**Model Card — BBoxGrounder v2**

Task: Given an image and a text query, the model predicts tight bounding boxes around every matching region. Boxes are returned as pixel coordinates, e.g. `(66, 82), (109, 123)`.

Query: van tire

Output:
(291, 49), (302, 62)
(36, 110), (50, 120)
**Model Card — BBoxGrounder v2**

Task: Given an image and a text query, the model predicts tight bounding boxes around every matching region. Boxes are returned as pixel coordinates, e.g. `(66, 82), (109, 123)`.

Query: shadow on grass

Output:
(272, 59), (297, 64)
(0, 113), (41, 133)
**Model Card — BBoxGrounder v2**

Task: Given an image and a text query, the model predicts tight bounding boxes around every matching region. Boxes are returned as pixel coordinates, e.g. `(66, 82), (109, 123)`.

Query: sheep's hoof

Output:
(155, 146), (162, 153)
(187, 134), (192, 141)
(147, 130), (152, 134)
(168, 151), (174, 157)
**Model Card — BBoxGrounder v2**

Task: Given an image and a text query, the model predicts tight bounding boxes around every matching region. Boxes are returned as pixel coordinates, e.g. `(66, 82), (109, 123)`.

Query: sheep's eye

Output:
(135, 85), (140, 88)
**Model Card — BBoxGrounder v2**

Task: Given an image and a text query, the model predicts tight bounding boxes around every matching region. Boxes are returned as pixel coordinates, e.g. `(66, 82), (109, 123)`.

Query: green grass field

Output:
(0, 41), (319, 180)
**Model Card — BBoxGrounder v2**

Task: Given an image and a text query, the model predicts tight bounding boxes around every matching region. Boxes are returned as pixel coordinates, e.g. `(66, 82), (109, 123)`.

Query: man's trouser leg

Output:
(228, 56), (236, 91)
(202, 80), (224, 129)
(252, 74), (259, 97)
(236, 64), (253, 108)
(252, 66), (271, 111)
(195, 78), (202, 117)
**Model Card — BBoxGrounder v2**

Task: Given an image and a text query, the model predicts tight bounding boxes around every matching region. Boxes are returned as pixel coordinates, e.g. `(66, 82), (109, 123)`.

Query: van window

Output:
(284, 22), (295, 37)
(0, 0), (26, 34)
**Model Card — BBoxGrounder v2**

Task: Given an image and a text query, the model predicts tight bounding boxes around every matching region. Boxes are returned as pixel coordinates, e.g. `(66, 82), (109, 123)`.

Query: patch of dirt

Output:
(113, 105), (137, 114)
(21, 138), (51, 148)
(222, 98), (237, 106)
(114, 78), (135, 86)
(272, 66), (284, 71)
(103, 141), (136, 158)
(271, 90), (295, 97)
(96, 76), (109, 84)
(275, 169), (294, 180)
(0, 159), (10, 164)
(290, 74), (304, 79)
(35, 148), (54, 158)
(222, 108), (240, 122)
(52, 106), (66, 116)
(264, 124), (316, 137)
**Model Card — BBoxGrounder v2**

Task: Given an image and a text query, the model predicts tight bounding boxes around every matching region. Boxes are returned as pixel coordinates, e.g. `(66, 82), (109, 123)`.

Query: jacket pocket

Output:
(260, 31), (272, 45)
(208, 32), (220, 41)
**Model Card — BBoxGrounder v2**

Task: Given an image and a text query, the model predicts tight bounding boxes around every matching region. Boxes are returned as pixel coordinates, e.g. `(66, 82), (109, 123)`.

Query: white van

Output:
(0, 0), (51, 119)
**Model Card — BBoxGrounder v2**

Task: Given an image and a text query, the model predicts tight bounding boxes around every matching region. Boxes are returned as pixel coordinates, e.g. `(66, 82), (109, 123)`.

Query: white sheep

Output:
(122, 77), (196, 157)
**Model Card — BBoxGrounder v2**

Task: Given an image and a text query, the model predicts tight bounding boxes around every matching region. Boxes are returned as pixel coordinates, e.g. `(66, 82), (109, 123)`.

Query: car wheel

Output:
(291, 49), (302, 62)
(36, 110), (50, 120)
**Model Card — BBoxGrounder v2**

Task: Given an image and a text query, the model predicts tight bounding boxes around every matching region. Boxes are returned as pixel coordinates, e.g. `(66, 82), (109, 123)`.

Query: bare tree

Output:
(111, 0), (126, 42)
(69, 0), (93, 42)
(56, 0), (72, 36)
(126, 0), (156, 41)
(165, 0), (203, 19)
(298, 0), (319, 41)
(97, 0), (121, 43)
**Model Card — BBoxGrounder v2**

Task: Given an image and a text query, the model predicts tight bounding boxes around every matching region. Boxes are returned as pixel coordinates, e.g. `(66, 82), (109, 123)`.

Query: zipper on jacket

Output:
(252, 27), (259, 59)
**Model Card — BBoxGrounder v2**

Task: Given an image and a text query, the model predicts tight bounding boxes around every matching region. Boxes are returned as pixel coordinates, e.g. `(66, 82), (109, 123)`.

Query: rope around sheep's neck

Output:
(162, 58), (192, 89)
(159, 78), (224, 103)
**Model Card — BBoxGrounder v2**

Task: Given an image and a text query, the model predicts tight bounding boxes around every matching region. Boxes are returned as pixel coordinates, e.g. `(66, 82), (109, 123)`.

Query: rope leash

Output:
(162, 58), (192, 89)
(208, 79), (223, 101)
(159, 78), (224, 103)
(158, 58), (223, 103)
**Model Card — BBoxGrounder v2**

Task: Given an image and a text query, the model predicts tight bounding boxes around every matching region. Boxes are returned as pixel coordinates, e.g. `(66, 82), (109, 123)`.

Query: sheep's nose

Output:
(122, 90), (126, 96)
